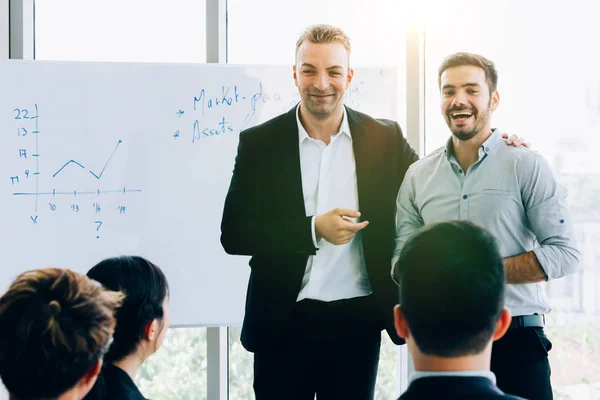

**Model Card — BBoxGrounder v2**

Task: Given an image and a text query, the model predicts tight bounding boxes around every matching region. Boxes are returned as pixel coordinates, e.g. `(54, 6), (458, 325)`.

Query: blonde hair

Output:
(295, 24), (351, 62)
(0, 268), (124, 399)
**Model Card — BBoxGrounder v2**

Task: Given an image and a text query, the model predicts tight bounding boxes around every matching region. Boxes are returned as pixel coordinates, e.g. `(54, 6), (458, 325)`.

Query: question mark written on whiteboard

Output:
(95, 221), (103, 239)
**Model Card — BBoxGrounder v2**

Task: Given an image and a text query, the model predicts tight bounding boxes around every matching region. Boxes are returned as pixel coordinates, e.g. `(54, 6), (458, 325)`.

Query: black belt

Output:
(508, 314), (545, 331)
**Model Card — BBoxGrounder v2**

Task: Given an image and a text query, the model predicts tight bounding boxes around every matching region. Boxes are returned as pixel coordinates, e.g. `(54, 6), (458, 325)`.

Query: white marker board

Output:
(0, 60), (399, 326)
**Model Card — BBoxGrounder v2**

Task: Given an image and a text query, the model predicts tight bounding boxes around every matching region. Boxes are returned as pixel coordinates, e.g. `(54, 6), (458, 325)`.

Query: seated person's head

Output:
(86, 256), (170, 366)
(0, 268), (123, 400)
(392, 221), (511, 361)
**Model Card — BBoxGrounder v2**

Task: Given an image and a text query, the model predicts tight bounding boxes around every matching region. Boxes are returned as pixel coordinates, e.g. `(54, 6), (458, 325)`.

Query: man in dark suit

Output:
(221, 24), (417, 399)
(392, 221), (524, 400)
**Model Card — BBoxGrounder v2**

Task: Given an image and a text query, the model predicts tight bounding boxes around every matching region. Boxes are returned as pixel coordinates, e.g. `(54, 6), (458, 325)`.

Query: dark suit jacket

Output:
(221, 106), (418, 352)
(83, 365), (146, 400)
(399, 377), (525, 400)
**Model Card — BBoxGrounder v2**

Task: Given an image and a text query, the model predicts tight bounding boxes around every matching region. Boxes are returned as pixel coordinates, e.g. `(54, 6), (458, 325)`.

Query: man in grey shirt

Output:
(392, 52), (579, 400)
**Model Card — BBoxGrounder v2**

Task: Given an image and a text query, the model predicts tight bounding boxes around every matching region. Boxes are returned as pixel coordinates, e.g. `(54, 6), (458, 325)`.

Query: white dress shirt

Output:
(295, 105), (372, 302)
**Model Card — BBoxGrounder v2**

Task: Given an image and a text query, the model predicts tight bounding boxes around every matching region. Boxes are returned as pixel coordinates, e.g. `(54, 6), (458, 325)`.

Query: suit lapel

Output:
(346, 106), (370, 217)
(275, 106), (306, 218)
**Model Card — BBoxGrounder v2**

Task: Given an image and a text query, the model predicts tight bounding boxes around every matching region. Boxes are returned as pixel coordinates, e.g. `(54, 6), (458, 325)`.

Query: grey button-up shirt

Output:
(392, 130), (580, 316)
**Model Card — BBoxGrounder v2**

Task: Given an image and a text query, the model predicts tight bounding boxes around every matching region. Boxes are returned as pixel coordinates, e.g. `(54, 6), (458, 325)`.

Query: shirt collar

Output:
(444, 128), (502, 161)
(410, 370), (497, 385)
(296, 103), (351, 145)
(480, 128), (502, 155)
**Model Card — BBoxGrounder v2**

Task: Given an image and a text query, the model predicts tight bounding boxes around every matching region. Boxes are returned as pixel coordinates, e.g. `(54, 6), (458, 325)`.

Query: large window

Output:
(228, 327), (252, 398)
(34, 0), (206, 63)
(228, 0), (408, 66)
(424, 1), (600, 398)
(137, 327), (208, 400)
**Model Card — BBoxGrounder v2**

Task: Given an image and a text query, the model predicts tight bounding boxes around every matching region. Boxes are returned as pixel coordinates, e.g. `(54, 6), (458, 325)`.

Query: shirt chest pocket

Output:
(481, 188), (514, 196)
(471, 188), (523, 220)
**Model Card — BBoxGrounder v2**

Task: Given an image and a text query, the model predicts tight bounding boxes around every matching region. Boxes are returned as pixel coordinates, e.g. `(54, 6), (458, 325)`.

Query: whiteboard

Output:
(0, 60), (399, 326)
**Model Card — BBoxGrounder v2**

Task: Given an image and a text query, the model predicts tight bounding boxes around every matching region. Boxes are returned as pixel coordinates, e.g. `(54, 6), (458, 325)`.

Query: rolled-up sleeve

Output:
(522, 154), (580, 280)
(391, 167), (425, 282)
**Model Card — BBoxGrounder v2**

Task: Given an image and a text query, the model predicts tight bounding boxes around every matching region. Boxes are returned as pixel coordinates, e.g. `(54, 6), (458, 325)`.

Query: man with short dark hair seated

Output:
(392, 221), (525, 399)
(0, 268), (123, 400)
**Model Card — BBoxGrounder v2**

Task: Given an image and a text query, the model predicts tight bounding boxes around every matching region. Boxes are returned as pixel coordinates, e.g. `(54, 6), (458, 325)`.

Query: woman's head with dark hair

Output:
(87, 256), (170, 364)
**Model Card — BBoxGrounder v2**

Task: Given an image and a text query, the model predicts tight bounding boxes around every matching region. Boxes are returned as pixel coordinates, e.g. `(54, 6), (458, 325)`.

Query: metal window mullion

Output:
(9, 0), (34, 60)
(207, 326), (229, 400)
(206, 0), (227, 63)
(1, 0), (9, 59)
(396, 23), (425, 398)
(206, 0), (229, 398)
(405, 23), (425, 158)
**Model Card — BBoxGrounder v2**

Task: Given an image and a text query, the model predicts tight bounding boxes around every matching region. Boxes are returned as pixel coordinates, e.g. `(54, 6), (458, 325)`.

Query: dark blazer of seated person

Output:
(88, 364), (146, 400)
(392, 221), (525, 400)
(400, 375), (524, 400)
(83, 256), (170, 400)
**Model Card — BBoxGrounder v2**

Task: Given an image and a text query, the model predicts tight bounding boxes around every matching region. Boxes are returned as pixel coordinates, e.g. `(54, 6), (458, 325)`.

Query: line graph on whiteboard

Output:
(7, 104), (142, 238)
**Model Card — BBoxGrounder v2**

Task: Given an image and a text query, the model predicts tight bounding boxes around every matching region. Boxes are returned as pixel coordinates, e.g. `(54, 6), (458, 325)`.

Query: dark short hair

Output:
(87, 256), (169, 364)
(0, 268), (123, 399)
(393, 221), (505, 357)
(438, 52), (498, 95)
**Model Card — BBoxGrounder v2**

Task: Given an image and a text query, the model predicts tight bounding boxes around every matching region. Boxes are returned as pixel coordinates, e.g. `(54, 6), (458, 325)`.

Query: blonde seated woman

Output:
(0, 268), (123, 400)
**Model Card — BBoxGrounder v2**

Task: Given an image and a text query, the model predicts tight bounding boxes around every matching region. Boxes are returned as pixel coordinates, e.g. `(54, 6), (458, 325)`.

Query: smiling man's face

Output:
(440, 65), (499, 141)
(294, 41), (353, 120)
